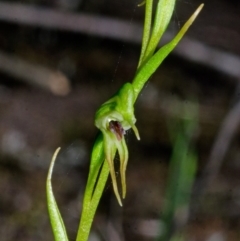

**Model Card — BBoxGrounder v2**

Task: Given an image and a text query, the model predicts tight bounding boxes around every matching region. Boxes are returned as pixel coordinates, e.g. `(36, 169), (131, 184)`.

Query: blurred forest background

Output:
(0, 0), (240, 240)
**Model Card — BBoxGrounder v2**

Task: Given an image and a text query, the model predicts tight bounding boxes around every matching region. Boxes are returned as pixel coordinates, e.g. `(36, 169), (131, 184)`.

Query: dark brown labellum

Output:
(109, 120), (125, 140)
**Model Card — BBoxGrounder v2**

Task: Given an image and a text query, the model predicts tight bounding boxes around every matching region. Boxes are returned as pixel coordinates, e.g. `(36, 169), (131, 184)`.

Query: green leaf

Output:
(159, 108), (198, 241)
(46, 148), (69, 241)
(138, 0), (153, 68)
(143, 0), (176, 63)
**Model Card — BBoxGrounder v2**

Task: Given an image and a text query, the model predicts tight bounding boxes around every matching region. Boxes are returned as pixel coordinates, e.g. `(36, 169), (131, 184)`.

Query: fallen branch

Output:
(0, 2), (239, 80)
(0, 51), (71, 96)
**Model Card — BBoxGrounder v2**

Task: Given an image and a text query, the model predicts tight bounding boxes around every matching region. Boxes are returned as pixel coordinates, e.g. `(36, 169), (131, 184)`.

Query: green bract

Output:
(46, 1), (204, 241)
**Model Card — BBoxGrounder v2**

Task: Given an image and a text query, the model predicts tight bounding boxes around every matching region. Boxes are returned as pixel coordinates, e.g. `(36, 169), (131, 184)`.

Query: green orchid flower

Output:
(94, 2), (204, 206)
(95, 82), (140, 205)
(46, 2), (204, 241)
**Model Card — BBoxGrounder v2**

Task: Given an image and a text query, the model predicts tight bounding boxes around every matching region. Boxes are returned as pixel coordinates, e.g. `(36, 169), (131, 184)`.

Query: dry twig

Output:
(0, 2), (240, 80)
(0, 51), (71, 95)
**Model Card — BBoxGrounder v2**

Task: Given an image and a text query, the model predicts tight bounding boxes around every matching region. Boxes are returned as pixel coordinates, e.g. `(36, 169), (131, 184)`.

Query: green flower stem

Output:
(132, 3), (204, 101)
(76, 134), (110, 241)
(81, 134), (105, 205)
(76, 159), (109, 241)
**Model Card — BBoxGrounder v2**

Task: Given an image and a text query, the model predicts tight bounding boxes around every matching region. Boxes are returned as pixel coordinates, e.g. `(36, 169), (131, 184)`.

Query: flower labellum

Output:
(109, 120), (126, 141)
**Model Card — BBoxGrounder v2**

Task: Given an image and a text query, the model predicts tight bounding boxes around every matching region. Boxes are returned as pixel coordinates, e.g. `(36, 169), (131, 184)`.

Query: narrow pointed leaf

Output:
(46, 147), (69, 241)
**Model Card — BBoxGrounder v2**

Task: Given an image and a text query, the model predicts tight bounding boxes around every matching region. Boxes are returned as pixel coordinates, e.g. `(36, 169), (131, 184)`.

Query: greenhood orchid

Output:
(46, 1), (204, 241)
(94, 2), (204, 205)
(95, 82), (140, 205)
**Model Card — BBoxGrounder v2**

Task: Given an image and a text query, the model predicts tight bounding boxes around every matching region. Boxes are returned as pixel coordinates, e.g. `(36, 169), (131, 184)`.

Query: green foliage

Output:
(46, 1), (203, 241)
(159, 106), (198, 241)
